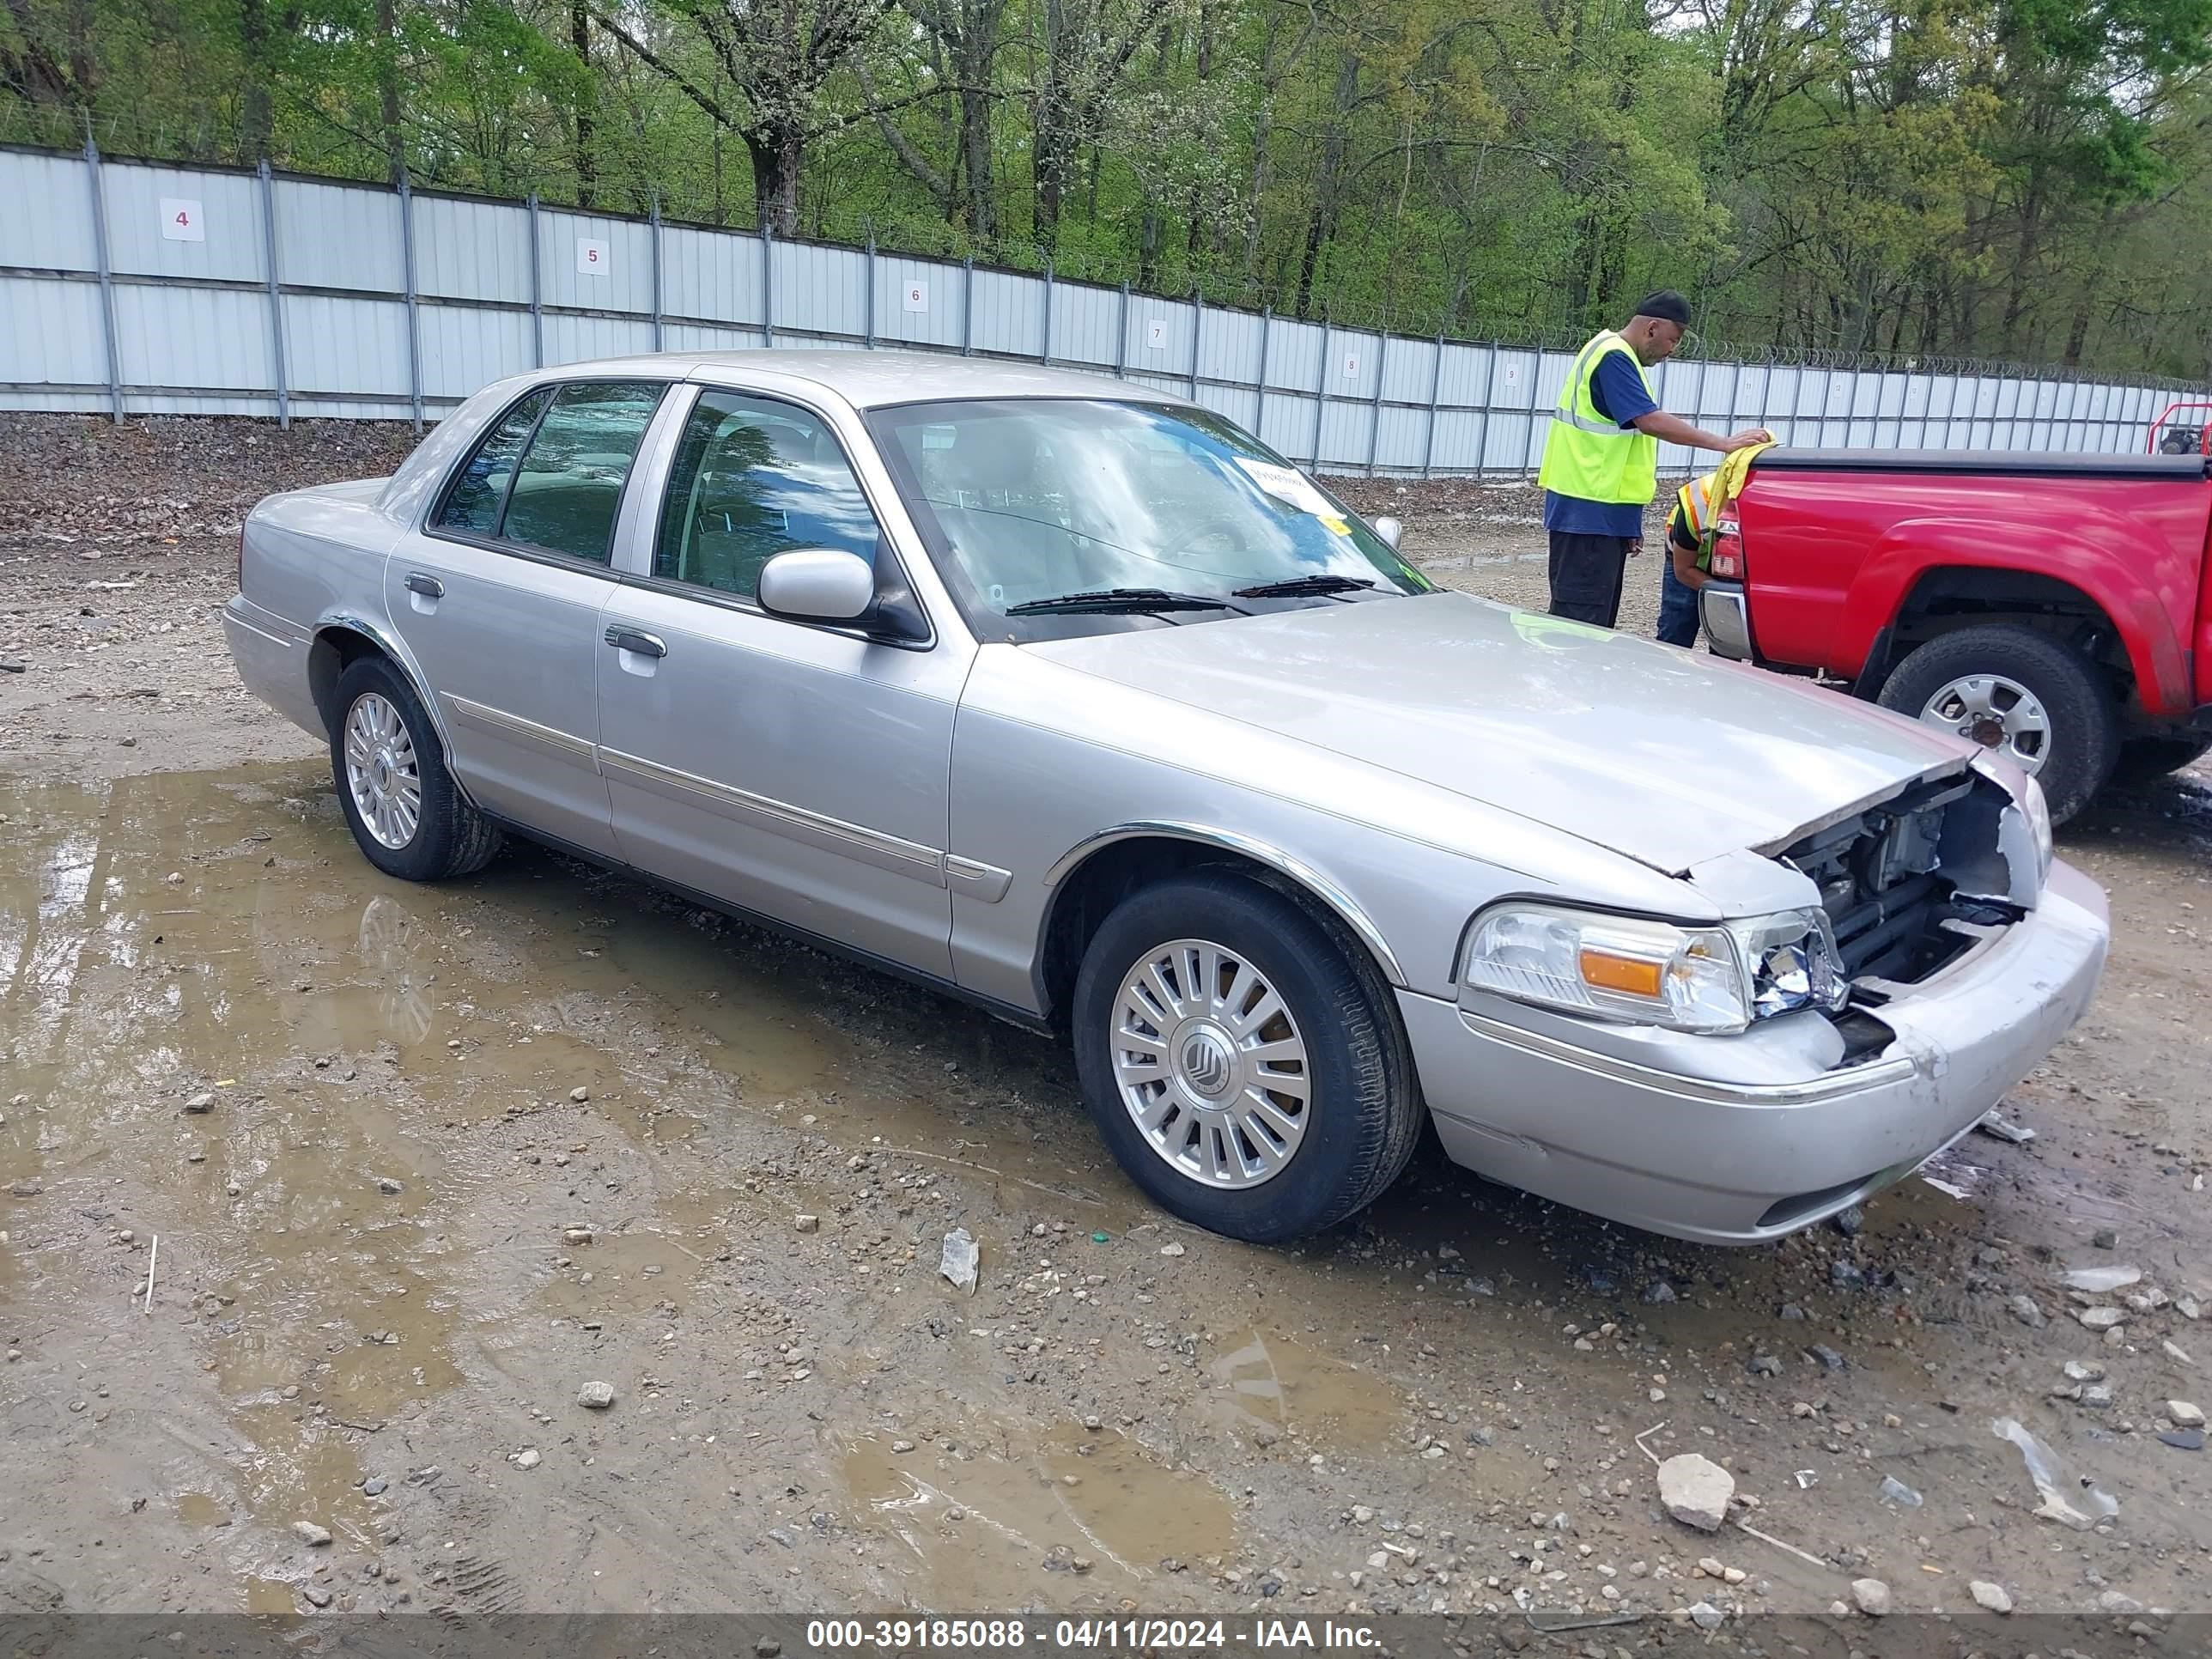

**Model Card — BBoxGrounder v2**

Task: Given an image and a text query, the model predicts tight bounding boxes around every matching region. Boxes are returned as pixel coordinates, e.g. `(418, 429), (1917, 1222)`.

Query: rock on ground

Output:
(1851, 1578), (1893, 1616)
(1970, 1581), (2014, 1613)
(1657, 1453), (1734, 1531)
(577, 1380), (616, 1410)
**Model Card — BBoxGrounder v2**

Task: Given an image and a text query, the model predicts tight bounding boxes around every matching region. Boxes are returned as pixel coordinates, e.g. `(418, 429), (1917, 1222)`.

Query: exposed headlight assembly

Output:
(1461, 902), (1848, 1036)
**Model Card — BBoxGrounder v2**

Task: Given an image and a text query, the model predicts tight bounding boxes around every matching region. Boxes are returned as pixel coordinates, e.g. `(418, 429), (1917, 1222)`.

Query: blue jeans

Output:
(1657, 556), (1701, 648)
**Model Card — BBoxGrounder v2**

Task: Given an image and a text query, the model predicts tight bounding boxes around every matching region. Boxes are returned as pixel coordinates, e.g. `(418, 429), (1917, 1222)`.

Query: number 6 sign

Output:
(159, 198), (205, 242)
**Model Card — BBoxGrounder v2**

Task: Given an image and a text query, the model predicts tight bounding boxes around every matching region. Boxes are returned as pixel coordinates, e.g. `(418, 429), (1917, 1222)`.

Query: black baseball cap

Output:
(1632, 290), (1692, 328)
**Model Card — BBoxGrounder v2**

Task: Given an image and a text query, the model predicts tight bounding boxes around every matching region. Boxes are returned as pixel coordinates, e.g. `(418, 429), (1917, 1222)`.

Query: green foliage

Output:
(6, 0), (2210, 376)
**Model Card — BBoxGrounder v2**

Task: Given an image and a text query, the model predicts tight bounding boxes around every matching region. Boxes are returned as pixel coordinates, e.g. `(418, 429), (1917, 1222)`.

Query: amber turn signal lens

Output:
(1577, 949), (1664, 998)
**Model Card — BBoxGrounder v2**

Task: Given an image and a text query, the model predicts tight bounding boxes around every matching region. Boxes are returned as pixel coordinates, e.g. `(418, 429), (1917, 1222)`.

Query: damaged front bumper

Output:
(1402, 860), (2109, 1244)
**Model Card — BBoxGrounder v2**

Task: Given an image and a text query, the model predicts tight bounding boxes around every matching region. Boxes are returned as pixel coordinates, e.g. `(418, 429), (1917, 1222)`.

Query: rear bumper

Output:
(1700, 581), (1753, 659)
(1402, 860), (2110, 1244)
(222, 595), (325, 741)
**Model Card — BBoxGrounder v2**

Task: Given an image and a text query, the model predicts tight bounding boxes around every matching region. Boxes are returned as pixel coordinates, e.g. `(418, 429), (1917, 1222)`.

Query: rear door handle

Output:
(405, 573), (444, 598)
(605, 625), (666, 659)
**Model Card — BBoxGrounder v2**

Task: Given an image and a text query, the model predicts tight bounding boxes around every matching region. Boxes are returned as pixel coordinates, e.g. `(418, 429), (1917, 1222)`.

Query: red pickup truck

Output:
(1697, 450), (2212, 822)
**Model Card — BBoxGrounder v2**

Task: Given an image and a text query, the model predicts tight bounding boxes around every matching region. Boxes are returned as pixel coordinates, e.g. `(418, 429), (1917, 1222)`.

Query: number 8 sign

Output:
(159, 198), (205, 243)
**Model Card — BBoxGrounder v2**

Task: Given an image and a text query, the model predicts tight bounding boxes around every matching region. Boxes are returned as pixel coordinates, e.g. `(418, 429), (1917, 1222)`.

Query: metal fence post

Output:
(527, 194), (544, 368)
(1188, 289), (1203, 401)
(1311, 311), (1331, 470)
(82, 137), (123, 423)
(1255, 305), (1272, 438)
(257, 160), (289, 428)
(1115, 283), (1128, 379)
(1040, 258), (1054, 365)
(1364, 332), (1387, 475)
(864, 234), (877, 349)
(396, 171), (422, 432)
(764, 222), (779, 347)
(961, 254), (974, 356)
(649, 191), (664, 353)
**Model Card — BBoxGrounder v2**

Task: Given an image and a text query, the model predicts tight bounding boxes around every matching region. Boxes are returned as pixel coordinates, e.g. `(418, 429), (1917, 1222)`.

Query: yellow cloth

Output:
(1709, 439), (1774, 515)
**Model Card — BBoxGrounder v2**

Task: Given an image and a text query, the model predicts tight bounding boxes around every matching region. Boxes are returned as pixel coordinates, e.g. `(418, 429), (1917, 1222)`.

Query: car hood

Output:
(1022, 592), (1972, 874)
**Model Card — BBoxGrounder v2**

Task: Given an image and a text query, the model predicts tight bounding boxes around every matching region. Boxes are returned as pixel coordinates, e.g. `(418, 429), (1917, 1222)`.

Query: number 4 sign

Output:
(575, 238), (609, 276)
(159, 198), (204, 242)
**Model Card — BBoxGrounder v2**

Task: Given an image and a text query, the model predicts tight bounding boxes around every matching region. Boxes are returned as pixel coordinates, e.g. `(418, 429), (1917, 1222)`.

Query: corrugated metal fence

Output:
(3, 144), (2197, 477)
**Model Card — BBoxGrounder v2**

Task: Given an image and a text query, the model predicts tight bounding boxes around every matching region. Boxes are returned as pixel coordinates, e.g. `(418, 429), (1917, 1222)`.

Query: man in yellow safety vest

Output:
(1656, 438), (1772, 646)
(1537, 291), (1771, 628)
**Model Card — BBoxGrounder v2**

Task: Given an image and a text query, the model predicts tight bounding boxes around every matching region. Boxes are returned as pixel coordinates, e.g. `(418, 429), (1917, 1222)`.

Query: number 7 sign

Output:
(159, 198), (205, 242)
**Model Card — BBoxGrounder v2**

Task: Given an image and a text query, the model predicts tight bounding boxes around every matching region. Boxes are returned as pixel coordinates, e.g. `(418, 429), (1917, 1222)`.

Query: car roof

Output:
(530, 349), (1182, 411)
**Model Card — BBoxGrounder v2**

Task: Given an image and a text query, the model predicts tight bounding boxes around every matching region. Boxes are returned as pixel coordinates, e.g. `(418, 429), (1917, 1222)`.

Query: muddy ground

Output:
(3, 415), (2209, 1627)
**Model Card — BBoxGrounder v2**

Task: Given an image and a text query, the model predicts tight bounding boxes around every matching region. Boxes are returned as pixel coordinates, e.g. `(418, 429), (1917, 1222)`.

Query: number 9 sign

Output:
(159, 198), (205, 243)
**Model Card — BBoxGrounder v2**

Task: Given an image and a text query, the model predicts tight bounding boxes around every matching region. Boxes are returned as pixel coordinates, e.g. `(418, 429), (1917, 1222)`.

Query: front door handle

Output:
(405, 572), (444, 598)
(605, 625), (666, 659)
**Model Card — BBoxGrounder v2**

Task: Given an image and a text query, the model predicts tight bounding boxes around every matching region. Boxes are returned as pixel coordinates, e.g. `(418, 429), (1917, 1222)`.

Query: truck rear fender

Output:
(1843, 518), (2191, 718)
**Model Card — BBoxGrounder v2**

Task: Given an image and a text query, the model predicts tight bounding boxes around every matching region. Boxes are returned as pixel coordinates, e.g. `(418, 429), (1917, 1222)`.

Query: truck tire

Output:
(1071, 873), (1423, 1243)
(329, 654), (504, 882)
(1875, 624), (2117, 823)
(2110, 734), (2212, 787)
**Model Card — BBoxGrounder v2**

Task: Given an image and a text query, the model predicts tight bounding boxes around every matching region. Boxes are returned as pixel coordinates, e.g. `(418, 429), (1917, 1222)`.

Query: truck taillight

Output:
(1708, 515), (1745, 580)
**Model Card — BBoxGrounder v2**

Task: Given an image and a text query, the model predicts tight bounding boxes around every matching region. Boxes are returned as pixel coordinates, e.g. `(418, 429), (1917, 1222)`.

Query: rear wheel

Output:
(1071, 873), (1423, 1243)
(2109, 733), (2212, 788)
(1875, 623), (2117, 823)
(330, 655), (503, 882)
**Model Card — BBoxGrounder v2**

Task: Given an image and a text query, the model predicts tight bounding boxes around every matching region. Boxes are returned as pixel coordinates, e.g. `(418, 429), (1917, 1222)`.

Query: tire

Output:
(2109, 734), (2212, 788)
(328, 654), (503, 882)
(1875, 623), (2118, 823)
(1071, 872), (1423, 1243)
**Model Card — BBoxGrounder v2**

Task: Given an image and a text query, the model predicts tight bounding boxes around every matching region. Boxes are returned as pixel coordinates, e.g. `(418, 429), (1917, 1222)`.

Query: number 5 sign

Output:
(575, 238), (609, 276)
(159, 198), (205, 242)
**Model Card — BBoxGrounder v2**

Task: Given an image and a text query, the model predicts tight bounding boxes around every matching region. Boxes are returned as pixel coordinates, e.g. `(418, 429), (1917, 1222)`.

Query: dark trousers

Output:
(1547, 532), (1633, 629)
(1657, 556), (1701, 647)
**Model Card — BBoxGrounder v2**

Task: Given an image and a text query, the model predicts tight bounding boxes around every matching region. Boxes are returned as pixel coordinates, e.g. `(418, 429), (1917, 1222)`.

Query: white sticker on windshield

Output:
(1235, 458), (1344, 524)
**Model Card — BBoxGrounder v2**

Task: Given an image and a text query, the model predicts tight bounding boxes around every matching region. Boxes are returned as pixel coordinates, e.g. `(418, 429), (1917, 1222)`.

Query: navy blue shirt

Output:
(1543, 349), (1660, 538)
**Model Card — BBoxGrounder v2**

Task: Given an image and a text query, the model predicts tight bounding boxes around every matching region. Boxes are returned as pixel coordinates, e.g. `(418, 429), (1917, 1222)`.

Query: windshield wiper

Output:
(1232, 574), (1378, 599)
(1005, 587), (1249, 617)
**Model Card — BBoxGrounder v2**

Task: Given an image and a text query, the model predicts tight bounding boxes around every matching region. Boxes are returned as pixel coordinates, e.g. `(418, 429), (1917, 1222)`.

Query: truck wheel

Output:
(2110, 734), (2212, 788)
(330, 655), (504, 882)
(1071, 873), (1423, 1243)
(1876, 624), (2117, 823)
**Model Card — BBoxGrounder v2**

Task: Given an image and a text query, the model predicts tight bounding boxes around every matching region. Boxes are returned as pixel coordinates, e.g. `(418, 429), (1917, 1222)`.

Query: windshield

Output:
(866, 398), (1431, 635)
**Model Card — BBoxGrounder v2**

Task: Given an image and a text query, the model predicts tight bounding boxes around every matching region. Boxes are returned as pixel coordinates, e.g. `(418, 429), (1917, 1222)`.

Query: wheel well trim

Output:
(1040, 821), (1409, 988)
(312, 612), (467, 780)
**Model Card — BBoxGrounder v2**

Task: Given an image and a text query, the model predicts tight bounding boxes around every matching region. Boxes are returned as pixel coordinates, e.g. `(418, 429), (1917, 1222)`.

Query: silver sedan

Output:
(223, 351), (2108, 1244)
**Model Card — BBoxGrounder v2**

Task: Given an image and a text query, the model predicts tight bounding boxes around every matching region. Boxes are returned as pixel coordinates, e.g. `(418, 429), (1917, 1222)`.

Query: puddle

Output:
(1204, 1328), (1403, 1452)
(0, 764), (1124, 1553)
(175, 1491), (231, 1527)
(842, 1421), (1237, 1605)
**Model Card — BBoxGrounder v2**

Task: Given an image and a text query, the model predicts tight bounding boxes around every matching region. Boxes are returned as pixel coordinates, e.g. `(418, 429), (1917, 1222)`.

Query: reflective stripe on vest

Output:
(1537, 331), (1661, 507)
(1676, 473), (1717, 538)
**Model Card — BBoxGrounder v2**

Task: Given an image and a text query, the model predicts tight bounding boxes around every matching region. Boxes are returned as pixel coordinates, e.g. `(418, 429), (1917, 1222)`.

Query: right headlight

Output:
(1460, 902), (1848, 1036)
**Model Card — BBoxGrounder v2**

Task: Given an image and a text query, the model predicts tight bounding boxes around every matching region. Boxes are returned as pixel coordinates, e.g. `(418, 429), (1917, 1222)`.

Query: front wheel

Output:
(1875, 623), (2118, 823)
(329, 655), (503, 882)
(1070, 873), (1423, 1243)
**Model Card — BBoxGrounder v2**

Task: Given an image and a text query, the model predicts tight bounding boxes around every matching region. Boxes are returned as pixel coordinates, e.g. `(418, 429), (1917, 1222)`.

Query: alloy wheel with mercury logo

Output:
(1109, 938), (1312, 1188)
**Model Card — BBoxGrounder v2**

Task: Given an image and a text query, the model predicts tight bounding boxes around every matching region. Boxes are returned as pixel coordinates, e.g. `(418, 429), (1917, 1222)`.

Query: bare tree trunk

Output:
(571, 0), (596, 207)
(376, 0), (404, 185)
(749, 129), (803, 234)
(240, 0), (275, 159)
(1293, 51), (1358, 316)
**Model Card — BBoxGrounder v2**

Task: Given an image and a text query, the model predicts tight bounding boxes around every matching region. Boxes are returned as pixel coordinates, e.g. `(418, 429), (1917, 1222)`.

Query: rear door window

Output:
(434, 380), (665, 565)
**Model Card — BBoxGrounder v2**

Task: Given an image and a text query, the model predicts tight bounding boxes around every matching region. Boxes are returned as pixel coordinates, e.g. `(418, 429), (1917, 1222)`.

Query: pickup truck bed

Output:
(1699, 447), (2212, 821)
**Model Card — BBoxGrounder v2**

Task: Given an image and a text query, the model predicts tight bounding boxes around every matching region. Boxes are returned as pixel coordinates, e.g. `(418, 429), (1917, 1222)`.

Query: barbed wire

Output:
(3, 96), (2202, 393)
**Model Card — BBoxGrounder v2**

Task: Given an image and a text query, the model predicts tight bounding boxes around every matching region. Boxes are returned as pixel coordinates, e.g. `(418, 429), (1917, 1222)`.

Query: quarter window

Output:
(436, 387), (549, 535)
(434, 380), (665, 565)
(653, 391), (882, 600)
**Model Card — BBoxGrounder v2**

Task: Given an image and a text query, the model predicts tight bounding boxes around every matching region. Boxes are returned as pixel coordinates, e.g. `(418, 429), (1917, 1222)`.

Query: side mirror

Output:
(1373, 515), (1404, 550)
(758, 549), (875, 623)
